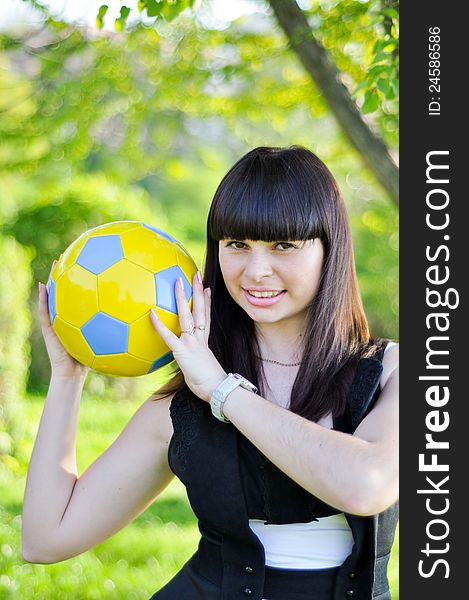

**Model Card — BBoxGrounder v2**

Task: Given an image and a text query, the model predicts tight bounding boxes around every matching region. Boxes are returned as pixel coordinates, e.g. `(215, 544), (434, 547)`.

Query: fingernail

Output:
(178, 276), (184, 289)
(207, 287), (211, 297)
(151, 308), (159, 320)
(197, 271), (202, 284)
(38, 282), (41, 293)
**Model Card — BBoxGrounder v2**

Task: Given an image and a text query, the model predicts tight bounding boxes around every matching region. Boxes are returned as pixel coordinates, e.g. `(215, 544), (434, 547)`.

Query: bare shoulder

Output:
(380, 342), (399, 389)
(137, 392), (176, 446)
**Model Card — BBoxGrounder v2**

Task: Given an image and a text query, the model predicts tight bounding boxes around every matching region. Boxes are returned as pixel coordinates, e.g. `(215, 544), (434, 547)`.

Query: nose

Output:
(244, 249), (274, 282)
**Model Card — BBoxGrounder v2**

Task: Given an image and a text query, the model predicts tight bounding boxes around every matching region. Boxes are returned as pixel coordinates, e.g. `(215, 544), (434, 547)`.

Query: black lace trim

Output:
(169, 388), (204, 473)
(258, 458), (271, 524)
(348, 358), (384, 432)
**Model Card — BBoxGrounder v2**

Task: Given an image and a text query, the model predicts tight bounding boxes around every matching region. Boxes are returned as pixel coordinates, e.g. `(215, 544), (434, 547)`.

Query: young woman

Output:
(24, 146), (399, 600)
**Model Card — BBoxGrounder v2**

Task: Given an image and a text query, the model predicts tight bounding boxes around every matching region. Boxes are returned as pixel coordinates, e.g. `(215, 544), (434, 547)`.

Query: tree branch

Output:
(268, 0), (399, 206)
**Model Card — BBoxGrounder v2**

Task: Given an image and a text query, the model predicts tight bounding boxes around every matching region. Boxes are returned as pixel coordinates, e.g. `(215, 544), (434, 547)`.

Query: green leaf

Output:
(146, 0), (163, 17)
(383, 8), (399, 21)
(383, 41), (397, 52)
(362, 89), (379, 113)
(159, 0), (193, 22)
(377, 78), (393, 98)
(372, 39), (386, 53)
(120, 6), (131, 19)
(351, 79), (369, 97)
(368, 65), (389, 80)
(95, 4), (108, 30)
(115, 5), (131, 31)
(374, 51), (391, 63)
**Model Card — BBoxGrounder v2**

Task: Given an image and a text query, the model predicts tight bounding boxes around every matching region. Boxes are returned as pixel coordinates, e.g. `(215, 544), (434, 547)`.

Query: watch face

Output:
(232, 374), (257, 394)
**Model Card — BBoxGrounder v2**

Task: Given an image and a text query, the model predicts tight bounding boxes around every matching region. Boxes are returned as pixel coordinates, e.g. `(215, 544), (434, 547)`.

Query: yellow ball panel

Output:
(120, 226), (179, 272)
(98, 259), (156, 323)
(88, 221), (142, 237)
(92, 353), (153, 377)
(56, 265), (99, 327)
(53, 235), (89, 281)
(128, 309), (176, 361)
(176, 249), (198, 283)
(160, 300), (190, 336)
(53, 316), (95, 367)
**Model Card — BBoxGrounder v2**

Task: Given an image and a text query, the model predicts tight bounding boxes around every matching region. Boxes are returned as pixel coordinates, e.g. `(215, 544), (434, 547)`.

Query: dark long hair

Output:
(153, 146), (383, 421)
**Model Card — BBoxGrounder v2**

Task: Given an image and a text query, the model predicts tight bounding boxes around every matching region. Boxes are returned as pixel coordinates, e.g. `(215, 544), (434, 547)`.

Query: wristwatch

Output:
(210, 373), (258, 423)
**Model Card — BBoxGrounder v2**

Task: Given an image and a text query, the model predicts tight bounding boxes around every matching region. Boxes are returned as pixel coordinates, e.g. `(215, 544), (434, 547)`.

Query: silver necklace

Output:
(255, 355), (301, 367)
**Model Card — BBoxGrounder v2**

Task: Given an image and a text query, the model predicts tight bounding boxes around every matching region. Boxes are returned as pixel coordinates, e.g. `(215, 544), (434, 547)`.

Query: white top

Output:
(249, 341), (398, 570)
(384, 341), (398, 353)
(249, 513), (354, 569)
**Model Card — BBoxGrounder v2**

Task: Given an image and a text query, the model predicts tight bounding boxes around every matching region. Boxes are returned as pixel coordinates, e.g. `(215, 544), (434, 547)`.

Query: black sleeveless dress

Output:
(149, 339), (398, 600)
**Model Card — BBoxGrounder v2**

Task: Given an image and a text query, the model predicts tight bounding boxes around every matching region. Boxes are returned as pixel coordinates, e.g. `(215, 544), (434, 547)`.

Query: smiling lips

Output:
(243, 288), (287, 306)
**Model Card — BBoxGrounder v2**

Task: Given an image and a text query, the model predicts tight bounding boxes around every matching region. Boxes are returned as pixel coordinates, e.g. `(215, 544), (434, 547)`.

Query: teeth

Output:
(247, 290), (283, 298)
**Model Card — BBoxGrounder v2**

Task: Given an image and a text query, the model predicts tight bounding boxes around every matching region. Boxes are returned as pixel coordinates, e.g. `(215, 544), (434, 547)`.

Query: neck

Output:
(254, 317), (305, 364)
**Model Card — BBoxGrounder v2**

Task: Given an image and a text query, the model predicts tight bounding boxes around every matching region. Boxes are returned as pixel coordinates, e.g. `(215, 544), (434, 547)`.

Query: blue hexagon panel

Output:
(143, 224), (179, 244)
(81, 312), (129, 355)
(47, 278), (57, 326)
(77, 235), (124, 275)
(155, 265), (192, 314)
(148, 351), (174, 373)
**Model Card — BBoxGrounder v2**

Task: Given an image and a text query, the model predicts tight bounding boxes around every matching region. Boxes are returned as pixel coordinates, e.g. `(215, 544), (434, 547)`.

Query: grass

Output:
(0, 392), (399, 599)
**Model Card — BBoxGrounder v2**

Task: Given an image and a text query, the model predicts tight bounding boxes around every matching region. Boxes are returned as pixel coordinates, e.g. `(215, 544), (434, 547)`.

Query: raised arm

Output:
(221, 345), (399, 517)
(22, 385), (174, 564)
(149, 269), (399, 517)
(22, 272), (175, 564)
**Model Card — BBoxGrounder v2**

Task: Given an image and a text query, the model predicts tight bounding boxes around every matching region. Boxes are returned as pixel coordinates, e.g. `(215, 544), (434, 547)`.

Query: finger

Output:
(192, 271), (206, 335)
(175, 276), (194, 329)
(48, 259), (58, 281)
(204, 287), (211, 344)
(150, 309), (181, 350)
(38, 283), (52, 330)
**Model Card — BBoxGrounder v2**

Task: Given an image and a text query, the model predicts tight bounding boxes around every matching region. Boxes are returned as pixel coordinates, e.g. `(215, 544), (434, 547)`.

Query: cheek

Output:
(288, 258), (323, 297)
(219, 256), (240, 288)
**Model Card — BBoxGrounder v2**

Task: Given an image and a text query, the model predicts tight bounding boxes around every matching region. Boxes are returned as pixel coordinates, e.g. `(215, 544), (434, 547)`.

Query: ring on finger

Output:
(196, 324), (206, 331)
(181, 325), (196, 335)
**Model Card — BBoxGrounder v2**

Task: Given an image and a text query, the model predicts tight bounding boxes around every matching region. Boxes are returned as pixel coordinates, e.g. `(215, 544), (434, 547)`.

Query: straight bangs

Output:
(208, 149), (326, 243)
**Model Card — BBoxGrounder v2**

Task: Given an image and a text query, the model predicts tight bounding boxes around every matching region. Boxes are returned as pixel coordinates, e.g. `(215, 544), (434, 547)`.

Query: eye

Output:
(275, 242), (296, 250)
(225, 241), (246, 249)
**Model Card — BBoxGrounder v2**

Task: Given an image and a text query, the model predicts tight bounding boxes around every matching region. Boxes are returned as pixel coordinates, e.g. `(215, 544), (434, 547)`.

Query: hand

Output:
(150, 271), (226, 402)
(38, 260), (90, 380)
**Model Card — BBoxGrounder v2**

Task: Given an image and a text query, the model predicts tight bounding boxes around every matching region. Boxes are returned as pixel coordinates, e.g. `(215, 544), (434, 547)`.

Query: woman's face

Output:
(218, 238), (325, 325)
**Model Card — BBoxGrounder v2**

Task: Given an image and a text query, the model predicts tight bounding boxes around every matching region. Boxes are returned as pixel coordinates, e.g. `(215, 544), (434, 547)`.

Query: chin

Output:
(247, 309), (284, 323)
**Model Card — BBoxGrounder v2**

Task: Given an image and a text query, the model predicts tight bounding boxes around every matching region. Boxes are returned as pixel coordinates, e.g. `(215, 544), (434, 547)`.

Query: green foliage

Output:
(1, 2), (398, 183)
(357, 31), (399, 114)
(350, 197), (399, 340)
(96, 5), (109, 29)
(1, 3), (398, 385)
(96, 0), (196, 29)
(89, 0), (398, 146)
(299, 0), (398, 142)
(0, 236), (34, 467)
(115, 6), (131, 32)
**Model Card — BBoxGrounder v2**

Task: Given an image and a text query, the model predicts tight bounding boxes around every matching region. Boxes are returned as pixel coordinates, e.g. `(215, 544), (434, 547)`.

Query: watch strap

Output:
(210, 373), (258, 423)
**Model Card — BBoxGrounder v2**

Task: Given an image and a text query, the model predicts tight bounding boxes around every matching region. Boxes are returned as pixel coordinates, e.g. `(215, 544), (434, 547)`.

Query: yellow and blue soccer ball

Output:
(47, 221), (197, 377)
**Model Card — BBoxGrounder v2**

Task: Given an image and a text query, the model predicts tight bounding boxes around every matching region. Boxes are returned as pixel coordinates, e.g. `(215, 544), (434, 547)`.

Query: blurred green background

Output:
(0, 0), (398, 598)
